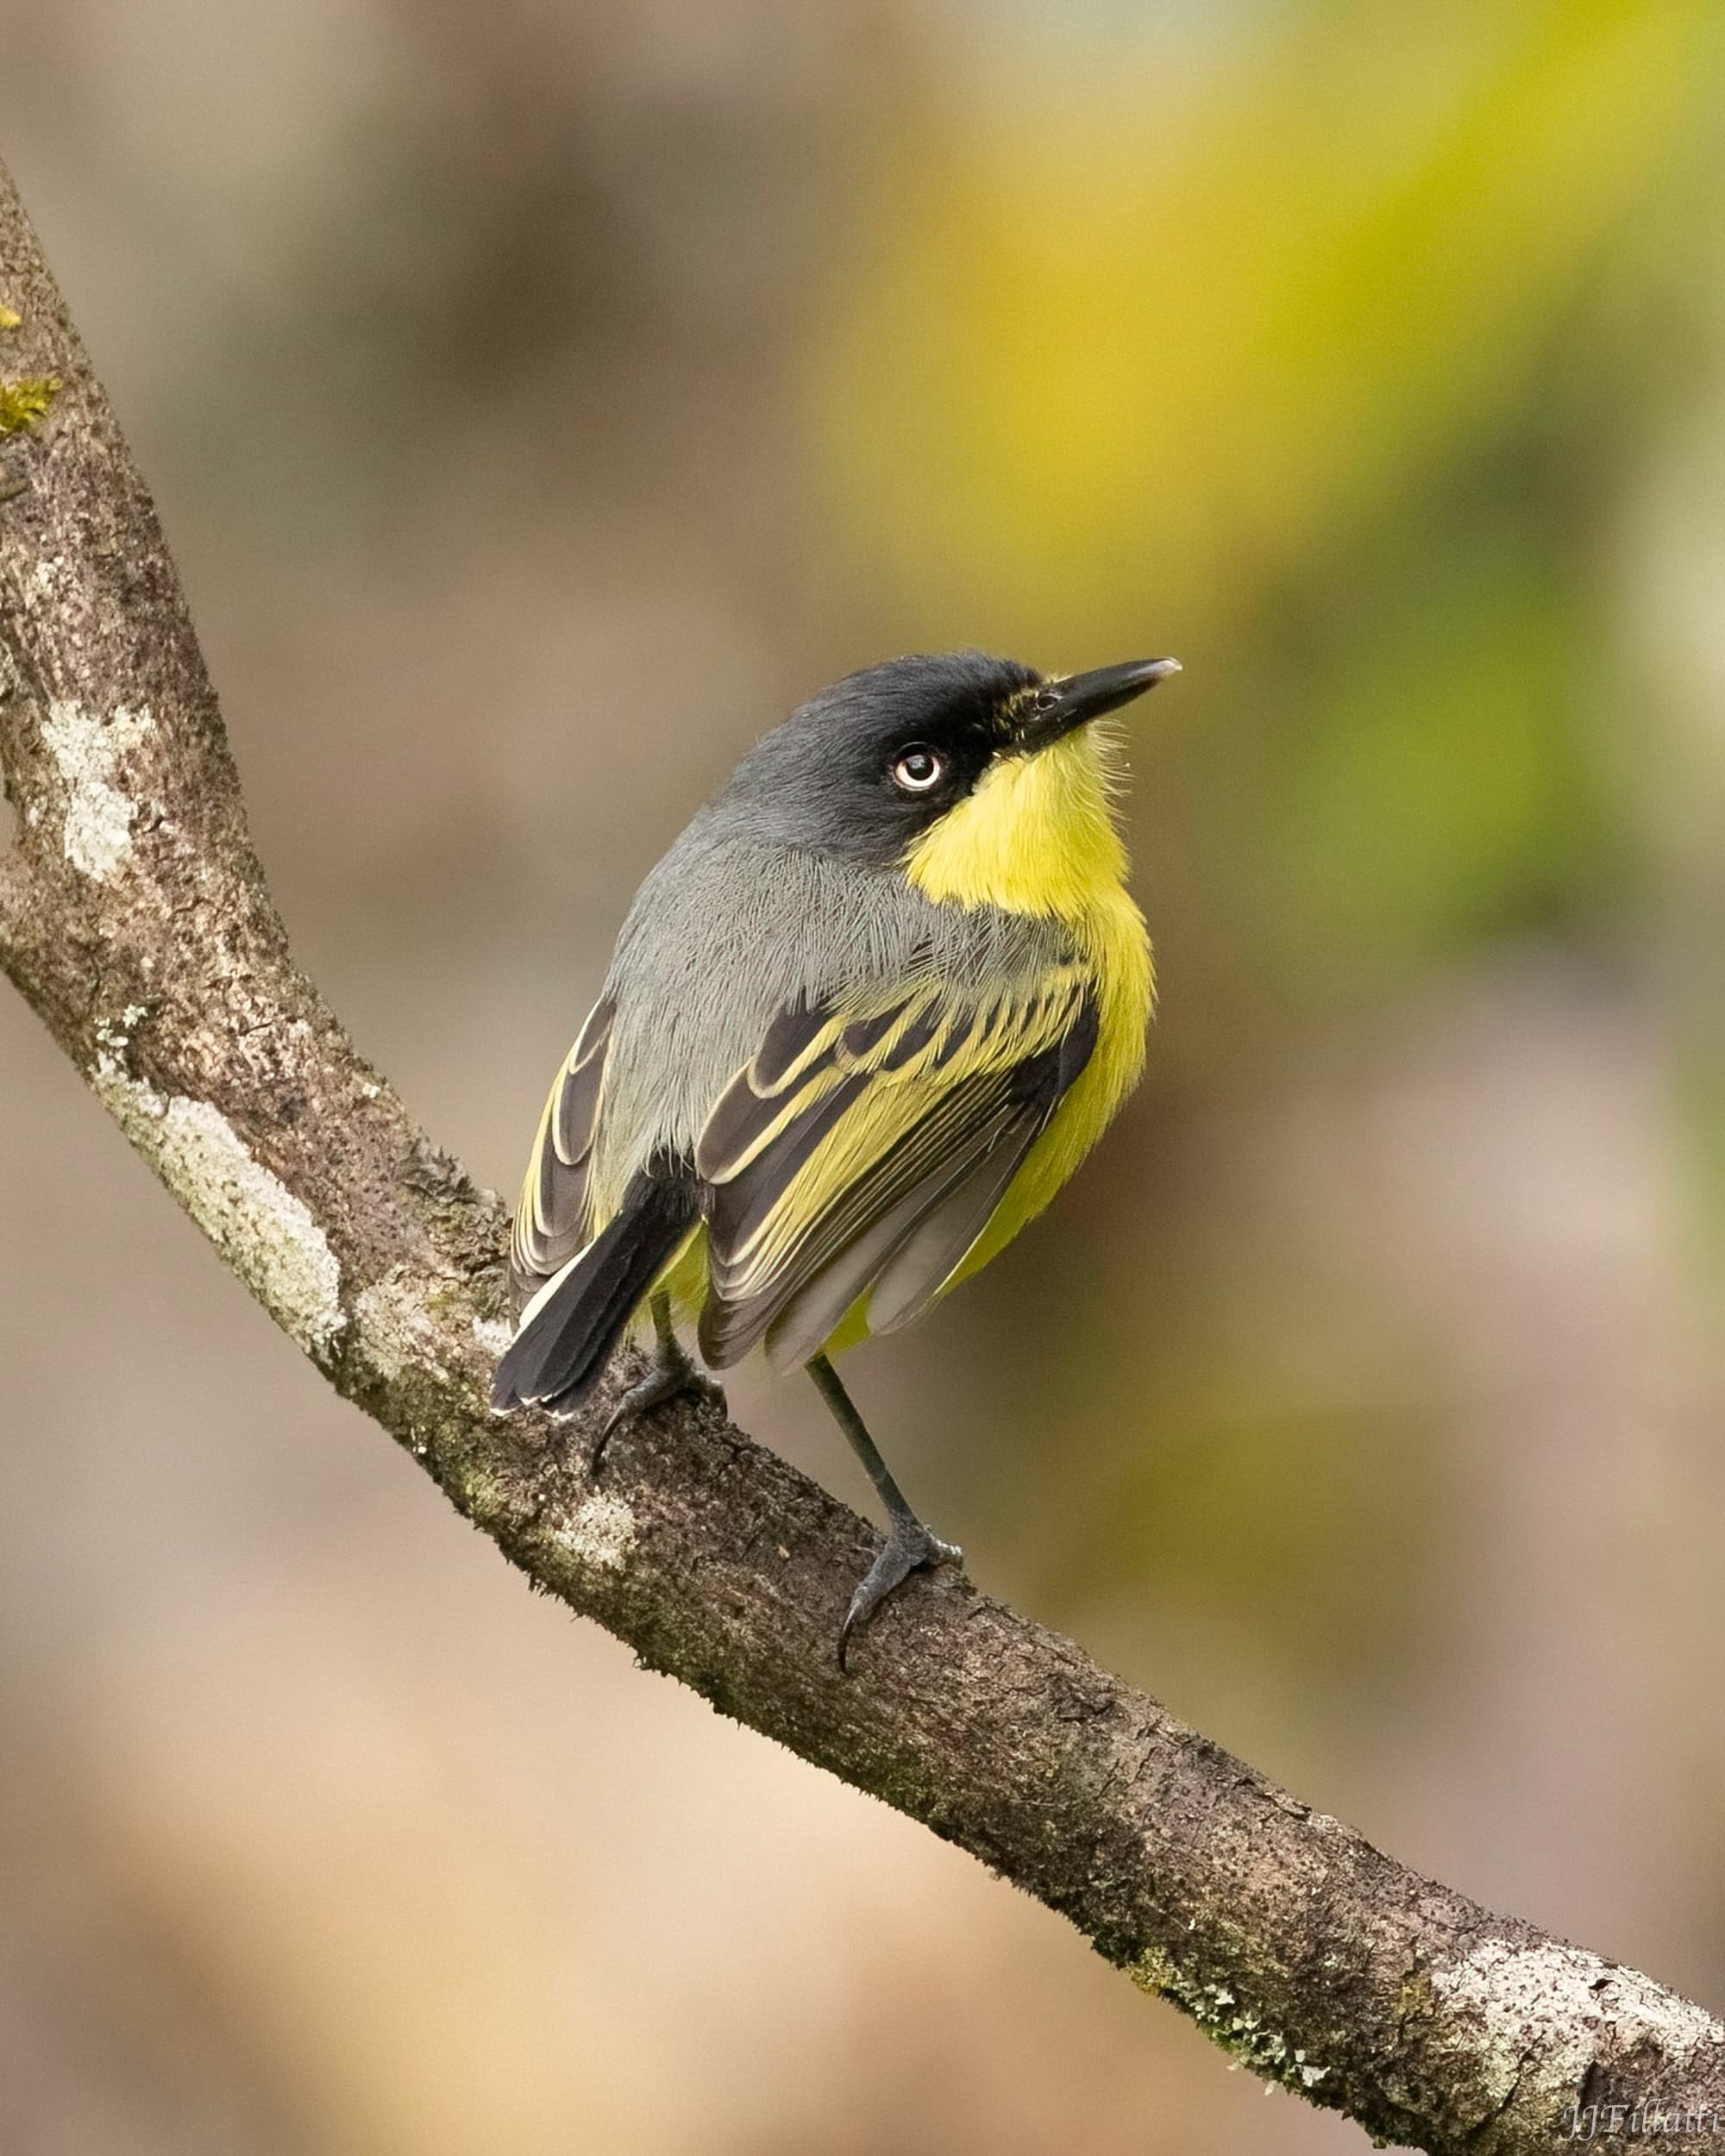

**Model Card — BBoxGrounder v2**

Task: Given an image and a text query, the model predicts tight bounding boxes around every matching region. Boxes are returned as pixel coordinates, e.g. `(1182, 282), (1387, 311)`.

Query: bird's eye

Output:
(891, 744), (944, 793)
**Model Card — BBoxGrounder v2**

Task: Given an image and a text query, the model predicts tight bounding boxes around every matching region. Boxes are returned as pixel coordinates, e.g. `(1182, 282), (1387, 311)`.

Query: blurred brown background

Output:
(3, 3), (1725, 2151)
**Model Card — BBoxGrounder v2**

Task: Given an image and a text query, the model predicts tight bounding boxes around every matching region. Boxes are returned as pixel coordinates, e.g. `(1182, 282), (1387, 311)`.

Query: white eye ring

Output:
(891, 744), (944, 793)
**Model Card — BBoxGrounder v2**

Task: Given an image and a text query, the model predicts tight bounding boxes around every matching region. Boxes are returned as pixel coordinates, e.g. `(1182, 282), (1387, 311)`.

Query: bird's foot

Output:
(593, 1335), (718, 1473)
(837, 1517), (963, 1670)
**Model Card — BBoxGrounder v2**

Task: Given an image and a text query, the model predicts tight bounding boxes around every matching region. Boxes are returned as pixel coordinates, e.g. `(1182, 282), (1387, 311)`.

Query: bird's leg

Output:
(593, 1291), (711, 1471)
(807, 1353), (963, 1669)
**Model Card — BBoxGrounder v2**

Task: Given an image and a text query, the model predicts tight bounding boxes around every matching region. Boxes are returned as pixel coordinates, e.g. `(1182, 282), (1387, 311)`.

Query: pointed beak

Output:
(1017, 656), (1181, 750)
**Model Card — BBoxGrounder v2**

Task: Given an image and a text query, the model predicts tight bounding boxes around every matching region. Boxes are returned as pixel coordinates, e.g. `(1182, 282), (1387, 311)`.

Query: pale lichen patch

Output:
(41, 700), (155, 881)
(472, 1314), (514, 1357)
(555, 1492), (638, 1572)
(355, 1275), (452, 1387)
(28, 554), (67, 605)
(1430, 1937), (1723, 2114)
(91, 1055), (345, 1357)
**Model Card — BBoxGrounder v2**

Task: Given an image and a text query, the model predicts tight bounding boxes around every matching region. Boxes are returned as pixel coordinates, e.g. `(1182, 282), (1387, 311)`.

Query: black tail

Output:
(491, 1163), (699, 1413)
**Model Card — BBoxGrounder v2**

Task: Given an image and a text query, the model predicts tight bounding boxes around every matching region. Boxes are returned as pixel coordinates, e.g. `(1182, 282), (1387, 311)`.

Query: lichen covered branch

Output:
(1, 155), (1719, 2156)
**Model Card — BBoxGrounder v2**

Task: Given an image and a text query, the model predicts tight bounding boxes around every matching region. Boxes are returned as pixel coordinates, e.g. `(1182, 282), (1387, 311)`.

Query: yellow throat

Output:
(900, 724), (1154, 1284)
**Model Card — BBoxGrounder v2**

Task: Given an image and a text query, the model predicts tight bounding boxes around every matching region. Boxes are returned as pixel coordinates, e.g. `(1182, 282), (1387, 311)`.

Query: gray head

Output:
(706, 649), (1179, 869)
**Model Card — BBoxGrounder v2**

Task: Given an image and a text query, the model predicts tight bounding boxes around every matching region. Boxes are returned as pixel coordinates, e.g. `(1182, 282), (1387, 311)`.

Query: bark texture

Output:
(2, 156), (1721, 2155)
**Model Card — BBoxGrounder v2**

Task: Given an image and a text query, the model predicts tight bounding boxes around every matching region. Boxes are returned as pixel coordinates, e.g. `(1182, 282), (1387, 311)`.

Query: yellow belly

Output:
(875, 721), (1153, 1318)
(944, 881), (1151, 1295)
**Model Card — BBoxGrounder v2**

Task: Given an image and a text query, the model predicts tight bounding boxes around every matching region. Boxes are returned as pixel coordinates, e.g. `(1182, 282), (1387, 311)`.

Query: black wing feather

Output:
(696, 975), (1098, 1370)
(492, 1159), (699, 1412)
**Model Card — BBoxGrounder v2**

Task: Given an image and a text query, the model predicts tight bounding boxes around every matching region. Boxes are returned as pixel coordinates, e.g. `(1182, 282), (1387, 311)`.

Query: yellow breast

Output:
(900, 724), (1153, 1289)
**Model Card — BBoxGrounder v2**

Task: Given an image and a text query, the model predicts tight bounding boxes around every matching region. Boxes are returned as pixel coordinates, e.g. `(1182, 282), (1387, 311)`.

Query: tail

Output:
(491, 1163), (700, 1413)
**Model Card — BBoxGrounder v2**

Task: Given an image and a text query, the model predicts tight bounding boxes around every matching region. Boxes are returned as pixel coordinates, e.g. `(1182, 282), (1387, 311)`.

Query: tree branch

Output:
(1, 154), (1719, 2154)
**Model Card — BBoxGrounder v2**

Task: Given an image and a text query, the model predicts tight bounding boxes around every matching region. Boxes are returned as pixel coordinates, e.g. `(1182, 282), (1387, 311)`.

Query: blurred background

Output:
(3, 2), (1724, 2149)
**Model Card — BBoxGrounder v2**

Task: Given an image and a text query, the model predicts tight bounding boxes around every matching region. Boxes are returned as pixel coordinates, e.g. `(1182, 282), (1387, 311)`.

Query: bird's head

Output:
(716, 649), (1179, 912)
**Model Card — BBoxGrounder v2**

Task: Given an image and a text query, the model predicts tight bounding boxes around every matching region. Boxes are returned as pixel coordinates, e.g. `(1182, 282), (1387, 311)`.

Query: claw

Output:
(593, 1336), (715, 1473)
(837, 1520), (963, 1670)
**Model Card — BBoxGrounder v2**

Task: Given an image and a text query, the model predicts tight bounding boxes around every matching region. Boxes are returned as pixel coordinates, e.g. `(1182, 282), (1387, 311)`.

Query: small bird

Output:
(492, 649), (1176, 1660)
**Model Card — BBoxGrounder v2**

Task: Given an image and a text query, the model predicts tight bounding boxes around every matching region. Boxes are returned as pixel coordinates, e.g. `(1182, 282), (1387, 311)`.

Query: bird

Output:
(492, 648), (1177, 1662)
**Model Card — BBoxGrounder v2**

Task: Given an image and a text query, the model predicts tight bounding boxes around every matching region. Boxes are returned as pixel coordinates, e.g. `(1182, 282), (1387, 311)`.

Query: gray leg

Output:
(593, 1292), (710, 1471)
(808, 1353), (963, 1669)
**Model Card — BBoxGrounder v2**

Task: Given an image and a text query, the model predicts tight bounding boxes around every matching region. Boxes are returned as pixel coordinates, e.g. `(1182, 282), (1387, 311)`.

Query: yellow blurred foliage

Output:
(811, 1), (1713, 649)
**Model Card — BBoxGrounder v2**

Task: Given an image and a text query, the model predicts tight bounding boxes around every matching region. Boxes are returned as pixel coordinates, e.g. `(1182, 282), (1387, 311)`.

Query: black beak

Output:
(1018, 656), (1181, 749)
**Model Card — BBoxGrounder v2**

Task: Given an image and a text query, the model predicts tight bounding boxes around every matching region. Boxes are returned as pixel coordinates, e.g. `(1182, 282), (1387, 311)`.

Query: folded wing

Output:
(509, 994), (613, 1307)
(695, 965), (1099, 1371)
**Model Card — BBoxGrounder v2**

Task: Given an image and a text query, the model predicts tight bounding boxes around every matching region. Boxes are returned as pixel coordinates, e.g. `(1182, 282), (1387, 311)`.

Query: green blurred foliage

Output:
(809, 2), (1713, 649)
(1208, 496), (1606, 1006)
